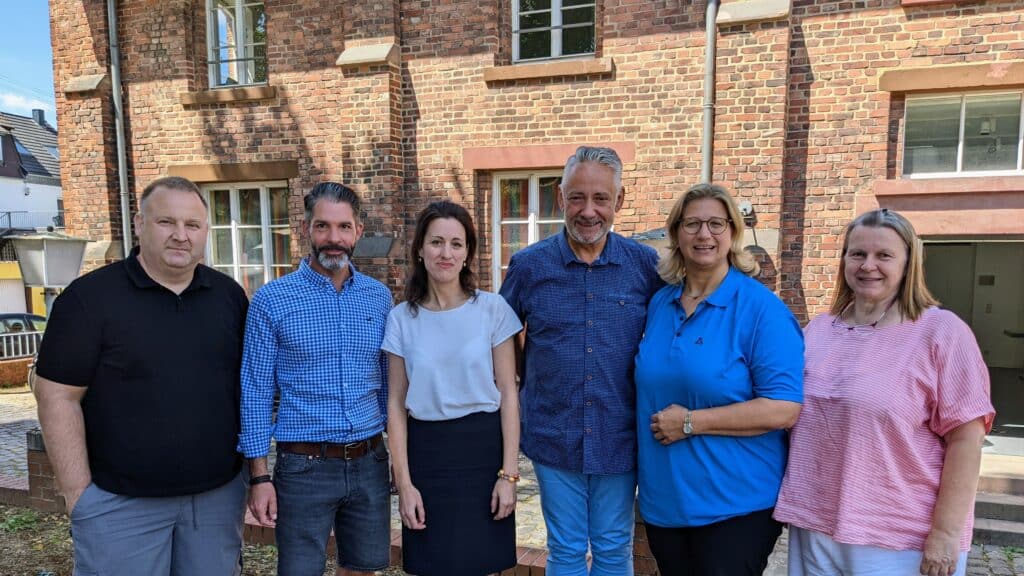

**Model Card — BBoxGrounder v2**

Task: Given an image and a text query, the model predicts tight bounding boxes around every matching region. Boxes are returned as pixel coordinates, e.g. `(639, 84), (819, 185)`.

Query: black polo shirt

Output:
(36, 247), (248, 497)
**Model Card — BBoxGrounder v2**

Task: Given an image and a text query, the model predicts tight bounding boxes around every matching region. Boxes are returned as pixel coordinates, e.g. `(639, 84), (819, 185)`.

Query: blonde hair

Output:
(829, 208), (939, 321)
(658, 183), (758, 284)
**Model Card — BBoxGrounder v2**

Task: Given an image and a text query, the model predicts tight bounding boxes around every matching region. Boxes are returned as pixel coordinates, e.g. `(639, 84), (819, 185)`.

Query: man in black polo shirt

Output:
(33, 176), (249, 576)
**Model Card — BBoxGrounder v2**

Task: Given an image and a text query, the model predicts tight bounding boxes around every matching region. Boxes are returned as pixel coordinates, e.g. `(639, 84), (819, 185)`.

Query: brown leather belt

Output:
(278, 433), (384, 460)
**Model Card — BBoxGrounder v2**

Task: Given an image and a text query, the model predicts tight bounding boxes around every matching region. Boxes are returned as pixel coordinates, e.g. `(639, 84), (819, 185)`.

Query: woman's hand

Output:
(920, 529), (959, 576)
(397, 484), (426, 530)
(651, 404), (689, 445)
(491, 478), (517, 520)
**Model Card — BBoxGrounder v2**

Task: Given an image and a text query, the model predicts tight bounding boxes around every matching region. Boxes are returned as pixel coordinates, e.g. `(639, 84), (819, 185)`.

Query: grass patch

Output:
(0, 509), (39, 533)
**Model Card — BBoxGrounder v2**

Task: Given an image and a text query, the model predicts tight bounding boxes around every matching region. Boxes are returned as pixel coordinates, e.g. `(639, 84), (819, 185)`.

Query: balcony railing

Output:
(0, 331), (43, 360)
(0, 210), (65, 231)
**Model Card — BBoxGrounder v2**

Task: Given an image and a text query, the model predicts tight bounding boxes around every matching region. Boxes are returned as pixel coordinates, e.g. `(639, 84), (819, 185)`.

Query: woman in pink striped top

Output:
(774, 209), (995, 576)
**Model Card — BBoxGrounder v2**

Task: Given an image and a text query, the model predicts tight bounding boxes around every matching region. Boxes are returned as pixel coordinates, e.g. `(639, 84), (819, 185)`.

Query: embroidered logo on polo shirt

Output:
(695, 337), (703, 345)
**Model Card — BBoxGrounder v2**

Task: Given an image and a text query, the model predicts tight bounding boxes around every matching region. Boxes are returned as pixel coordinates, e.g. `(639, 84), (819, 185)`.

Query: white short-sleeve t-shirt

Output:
(382, 290), (522, 421)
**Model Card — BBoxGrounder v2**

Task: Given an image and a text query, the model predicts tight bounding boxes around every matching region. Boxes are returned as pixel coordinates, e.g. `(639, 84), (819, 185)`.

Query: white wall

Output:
(0, 177), (62, 229)
(0, 280), (26, 314)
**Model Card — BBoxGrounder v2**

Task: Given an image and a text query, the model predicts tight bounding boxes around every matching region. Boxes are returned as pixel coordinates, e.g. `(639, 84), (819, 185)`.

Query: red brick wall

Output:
(0, 358), (31, 388)
(48, 0), (1024, 314)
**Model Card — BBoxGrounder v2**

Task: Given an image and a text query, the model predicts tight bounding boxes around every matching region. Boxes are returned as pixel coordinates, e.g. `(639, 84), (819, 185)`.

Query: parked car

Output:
(0, 313), (46, 334)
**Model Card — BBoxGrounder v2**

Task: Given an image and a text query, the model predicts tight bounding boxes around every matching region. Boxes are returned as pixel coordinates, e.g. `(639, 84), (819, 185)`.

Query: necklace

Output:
(837, 299), (896, 330)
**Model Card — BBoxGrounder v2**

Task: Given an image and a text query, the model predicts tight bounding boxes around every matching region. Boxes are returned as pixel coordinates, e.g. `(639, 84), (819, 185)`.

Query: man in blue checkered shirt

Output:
(239, 182), (393, 576)
(500, 147), (663, 576)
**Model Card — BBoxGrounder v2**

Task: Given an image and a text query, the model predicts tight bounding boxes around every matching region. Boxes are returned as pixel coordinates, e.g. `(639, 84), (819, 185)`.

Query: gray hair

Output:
(561, 146), (623, 193)
(304, 182), (362, 222)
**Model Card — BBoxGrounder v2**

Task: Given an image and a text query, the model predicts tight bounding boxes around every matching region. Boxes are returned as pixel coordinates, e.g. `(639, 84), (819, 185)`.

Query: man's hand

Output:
(248, 483), (277, 527)
(650, 404), (689, 445)
(64, 482), (90, 515)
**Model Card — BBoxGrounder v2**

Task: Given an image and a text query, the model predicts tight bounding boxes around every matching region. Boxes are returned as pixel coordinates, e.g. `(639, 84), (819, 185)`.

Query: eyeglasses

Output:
(680, 217), (731, 235)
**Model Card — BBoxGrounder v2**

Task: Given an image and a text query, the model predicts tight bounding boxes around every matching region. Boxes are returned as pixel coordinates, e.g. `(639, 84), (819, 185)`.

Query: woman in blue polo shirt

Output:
(634, 183), (804, 575)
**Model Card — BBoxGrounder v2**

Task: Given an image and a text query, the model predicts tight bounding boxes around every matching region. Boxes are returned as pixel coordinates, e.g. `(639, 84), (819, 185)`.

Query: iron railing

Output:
(0, 331), (43, 359)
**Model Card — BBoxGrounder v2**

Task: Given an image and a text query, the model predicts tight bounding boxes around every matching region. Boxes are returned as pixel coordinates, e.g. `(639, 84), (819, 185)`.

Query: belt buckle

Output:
(343, 440), (362, 460)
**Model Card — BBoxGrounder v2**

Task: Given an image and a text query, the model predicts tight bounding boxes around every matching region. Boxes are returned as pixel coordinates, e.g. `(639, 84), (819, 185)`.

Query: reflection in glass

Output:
(963, 93), (1021, 172)
(241, 267), (266, 296)
(211, 229), (234, 266)
(270, 188), (289, 225)
(210, 190), (231, 225)
(270, 227), (290, 265)
(562, 5), (594, 25)
(520, 12), (551, 30)
(519, 31), (552, 60)
(904, 97), (961, 175)
(538, 222), (563, 241)
(501, 224), (529, 267)
(538, 177), (562, 218)
(520, 0), (552, 11)
(501, 180), (529, 219)
(563, 26), (595, 56)
(239, 228), (263, 264)
(239, 189), (261, 225)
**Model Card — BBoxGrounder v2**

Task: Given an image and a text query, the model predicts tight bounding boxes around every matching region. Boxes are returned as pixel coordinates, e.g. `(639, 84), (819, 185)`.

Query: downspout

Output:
(107, 0), (132, 257)
(701, 0), (720, 184)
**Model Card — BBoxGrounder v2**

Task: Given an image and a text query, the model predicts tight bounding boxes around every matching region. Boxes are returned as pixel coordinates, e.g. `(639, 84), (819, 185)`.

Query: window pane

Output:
(271, 266), (290, 280)
(239, 227), (264, 265)
(212, 0), (237, 51)
(501, 224), (530, 266)
(500, 179), (529, 219)
(519, 31), (552, 60)
(238, 188), (261, 225)
(962, 94), (1021, 172)
(30, 318), (47, 331)
(270, 227), (290, 265)
(240, 267), (266, 296)
(538, 177), (562, 218)
(209, 189), (231, 225)
(250, 44), (268, 84)
(563, 0), (594, 6)
(214, 265), (234, 278)
(538, 222), (563, 241)
(244, 3), (266, 42)
(520, 12), (551, 30)
(520, 0), (551, 11)
(904, 97), (960, 175)
(563, 25), (595, 55)
(210, 229), (234, 266)
(270, 187), (289, 225)
(562, 6), (594, 25)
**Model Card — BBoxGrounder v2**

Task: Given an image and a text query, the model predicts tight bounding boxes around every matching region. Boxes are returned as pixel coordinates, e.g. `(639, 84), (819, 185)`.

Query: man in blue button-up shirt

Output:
(240, 183), (393, 576)
(500, 147), (663, 576)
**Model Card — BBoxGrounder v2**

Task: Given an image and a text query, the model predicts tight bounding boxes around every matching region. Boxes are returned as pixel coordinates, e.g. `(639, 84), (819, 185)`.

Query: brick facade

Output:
(47, 0), (1024, 313)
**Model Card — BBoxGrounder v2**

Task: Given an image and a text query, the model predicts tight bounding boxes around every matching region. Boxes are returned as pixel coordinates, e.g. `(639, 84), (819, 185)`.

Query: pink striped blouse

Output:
(774, 307), (995, 552)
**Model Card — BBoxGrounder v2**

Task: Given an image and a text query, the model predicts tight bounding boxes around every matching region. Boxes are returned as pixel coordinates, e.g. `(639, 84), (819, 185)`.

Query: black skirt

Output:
(403, 410), (516, 576)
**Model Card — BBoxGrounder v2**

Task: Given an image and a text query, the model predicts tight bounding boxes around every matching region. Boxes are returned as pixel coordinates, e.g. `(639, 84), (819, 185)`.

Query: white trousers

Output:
(788, 526), (968, 576)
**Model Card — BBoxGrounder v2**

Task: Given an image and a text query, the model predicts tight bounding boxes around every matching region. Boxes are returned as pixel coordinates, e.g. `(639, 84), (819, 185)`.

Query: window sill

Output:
(483, 57), (613, 82)
(874, 175), (1024, 197)
(879, 61), (1024, 92)
(179, 85), (277, 106)
(900, 0), (958, 6)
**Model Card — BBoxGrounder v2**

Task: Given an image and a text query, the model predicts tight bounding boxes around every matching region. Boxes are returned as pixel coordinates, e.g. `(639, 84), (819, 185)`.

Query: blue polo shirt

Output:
(635, 267), (803, 527)
(500, 230), (663, 474)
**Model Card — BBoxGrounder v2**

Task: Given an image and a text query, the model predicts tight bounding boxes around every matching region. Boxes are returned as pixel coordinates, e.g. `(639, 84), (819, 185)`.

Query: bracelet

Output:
(250, 474), (273, 485)
(497, 469), (520, 483)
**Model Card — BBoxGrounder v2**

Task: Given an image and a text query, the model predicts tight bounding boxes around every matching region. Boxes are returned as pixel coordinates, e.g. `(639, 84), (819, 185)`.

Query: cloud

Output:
(0, 92), (55, 116)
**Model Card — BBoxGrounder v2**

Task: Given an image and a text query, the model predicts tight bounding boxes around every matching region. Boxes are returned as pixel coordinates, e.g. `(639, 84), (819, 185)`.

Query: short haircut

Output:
(139, 177), (207, 212)
(658, 183), (758, 284)
(562, 146), (623, 193)
(830, 208), (939, 321)
(304, 182), (362, 223)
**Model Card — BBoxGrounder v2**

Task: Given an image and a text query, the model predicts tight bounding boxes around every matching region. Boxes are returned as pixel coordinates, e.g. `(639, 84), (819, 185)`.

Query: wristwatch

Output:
(683, 410), (694, 436)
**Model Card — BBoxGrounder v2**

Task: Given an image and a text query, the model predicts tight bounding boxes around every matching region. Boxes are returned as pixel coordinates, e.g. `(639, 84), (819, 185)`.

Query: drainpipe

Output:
(701, 0), (720, 184)
(107, 0), (132, 257)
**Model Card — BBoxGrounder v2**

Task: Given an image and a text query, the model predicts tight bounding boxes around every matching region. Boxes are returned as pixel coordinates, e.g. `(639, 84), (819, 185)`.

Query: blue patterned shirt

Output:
(500, 230), (663, 474)
(239, 259), (393, 458)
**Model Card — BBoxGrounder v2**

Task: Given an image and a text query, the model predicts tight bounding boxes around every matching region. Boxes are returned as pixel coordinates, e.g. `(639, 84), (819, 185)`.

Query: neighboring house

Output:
(0, 109), (61, 315)
(47, 1), (1024, 373)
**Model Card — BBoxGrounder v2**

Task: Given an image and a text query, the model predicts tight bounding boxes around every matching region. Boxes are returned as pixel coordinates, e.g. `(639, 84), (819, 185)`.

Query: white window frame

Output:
(904, 90), (1024, 179)
(512, 0), (597, 63)
(206, 0), (267, 88)
(492, 171), (563, 288)
(202, 181), (290, 292)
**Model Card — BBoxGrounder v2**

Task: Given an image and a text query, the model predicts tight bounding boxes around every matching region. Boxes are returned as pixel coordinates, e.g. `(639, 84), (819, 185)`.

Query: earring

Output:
(417, 256), (423, 262)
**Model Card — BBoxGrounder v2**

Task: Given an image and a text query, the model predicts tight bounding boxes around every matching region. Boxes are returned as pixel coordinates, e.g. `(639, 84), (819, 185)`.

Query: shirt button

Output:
(585, 427), (592, 434)
(587, 267), (592, 273)
(587, 320), (593, 327)
(587, 347), (593, 353)
(586, 400), (593, 407)
(587, 293), (594, 300)
(619, 300), (625, 306)
(586, 375), (593, 381)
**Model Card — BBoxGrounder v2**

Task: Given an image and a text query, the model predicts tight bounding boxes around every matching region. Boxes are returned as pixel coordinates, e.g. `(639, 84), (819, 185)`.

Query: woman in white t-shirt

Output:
(383, 200), (522, 576)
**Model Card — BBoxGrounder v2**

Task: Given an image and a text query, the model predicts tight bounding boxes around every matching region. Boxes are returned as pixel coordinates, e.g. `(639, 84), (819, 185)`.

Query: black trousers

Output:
(645, 507), (782, 576)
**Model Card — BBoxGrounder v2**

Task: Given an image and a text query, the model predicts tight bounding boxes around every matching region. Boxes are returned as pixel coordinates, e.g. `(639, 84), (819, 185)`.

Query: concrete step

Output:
(979, 454), (1024, 496)
(973, 517), (1024, 547)
(976, 492), (1024, 523)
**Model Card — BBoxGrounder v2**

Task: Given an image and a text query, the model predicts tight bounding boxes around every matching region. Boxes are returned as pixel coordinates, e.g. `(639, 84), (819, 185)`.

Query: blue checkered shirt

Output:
(500, 230), (663, 474)
(239, 259), (393, 458)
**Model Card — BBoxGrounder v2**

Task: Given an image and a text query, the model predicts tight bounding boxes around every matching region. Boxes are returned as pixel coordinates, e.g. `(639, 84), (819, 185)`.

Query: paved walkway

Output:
(1, 392), (1021, 575)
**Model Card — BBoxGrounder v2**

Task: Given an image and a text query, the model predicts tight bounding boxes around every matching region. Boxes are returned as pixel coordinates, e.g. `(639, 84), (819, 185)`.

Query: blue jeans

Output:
(70, 472), (245, 576)
(534, 462), (636, 576)
(273, 440), (391, 576)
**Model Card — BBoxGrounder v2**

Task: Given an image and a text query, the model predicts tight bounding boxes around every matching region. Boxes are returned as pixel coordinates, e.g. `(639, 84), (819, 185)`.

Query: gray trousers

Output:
(70, 472), (246, 576)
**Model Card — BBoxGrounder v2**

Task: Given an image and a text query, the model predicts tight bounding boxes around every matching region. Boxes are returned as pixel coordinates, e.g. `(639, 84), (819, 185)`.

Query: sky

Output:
(0, 1), (57, 125)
